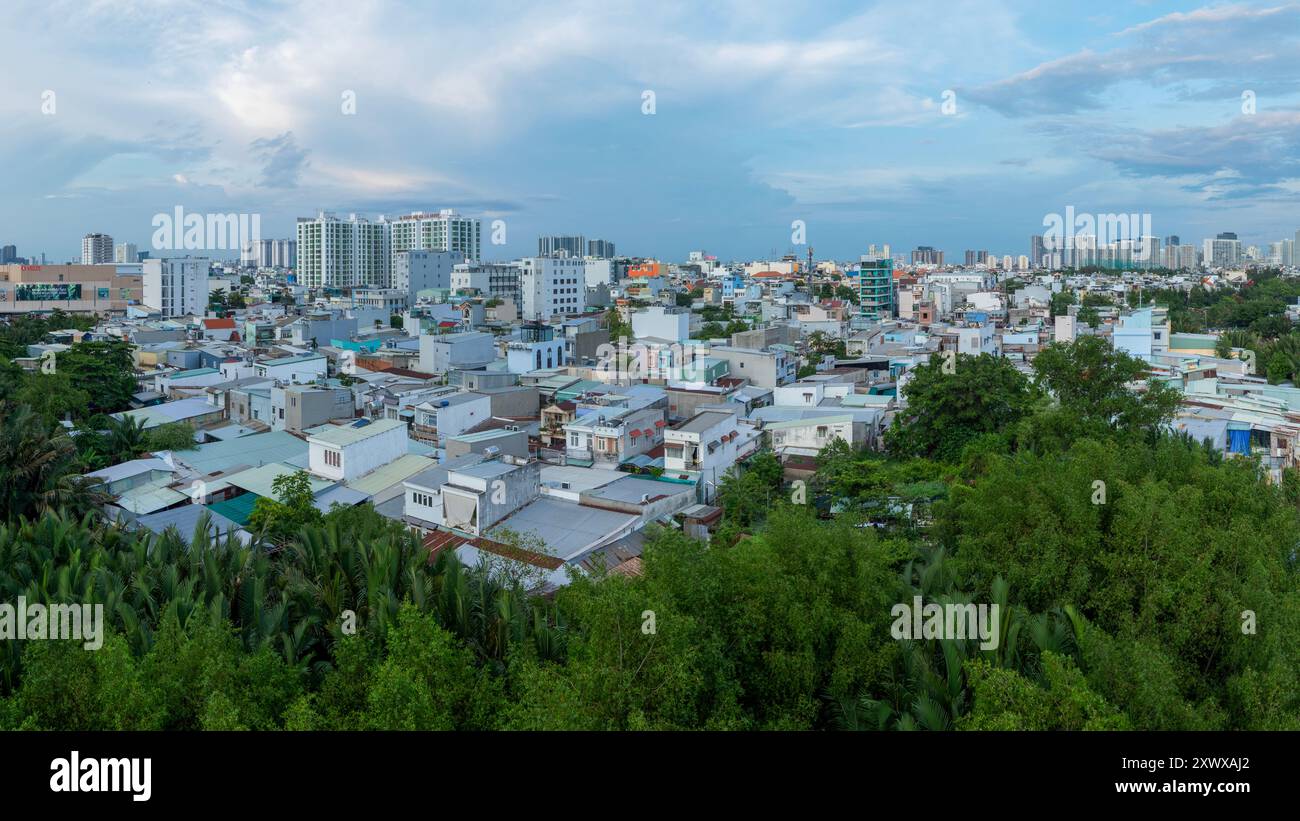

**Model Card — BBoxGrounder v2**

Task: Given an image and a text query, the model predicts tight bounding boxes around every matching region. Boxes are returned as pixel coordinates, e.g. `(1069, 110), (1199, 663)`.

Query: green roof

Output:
(170, 368), (219, 379)
(1170, 333), (1218, 349)
(205, 493), (261, 526)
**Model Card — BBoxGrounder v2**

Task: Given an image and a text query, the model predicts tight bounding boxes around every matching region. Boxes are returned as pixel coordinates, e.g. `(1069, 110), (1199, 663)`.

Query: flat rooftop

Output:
(674, 410), (734, 434)
(308, 417), (406, 447)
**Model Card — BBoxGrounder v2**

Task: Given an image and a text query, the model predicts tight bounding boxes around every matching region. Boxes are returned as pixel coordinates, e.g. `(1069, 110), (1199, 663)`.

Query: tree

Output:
(14, 371), (91, 426)
(1031, 336), (1180, 436)
(885, 354), (1038, 462)
(389, 314), (404, 329)
(248, 470), (322, 543)
(145, 422), (197, 452)
(1267, 351), (1294, 384)
(99, 414), (150, 465)
(0, 402), (108, 520)
(605, 307), (633, 343)
(714, 450), (784, 535)
(56, 340), (136, 416)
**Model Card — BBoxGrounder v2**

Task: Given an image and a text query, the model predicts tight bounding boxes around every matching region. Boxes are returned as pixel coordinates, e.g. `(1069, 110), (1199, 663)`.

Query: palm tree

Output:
(0, 402), (108, 520)
(103, 414), (149, 464)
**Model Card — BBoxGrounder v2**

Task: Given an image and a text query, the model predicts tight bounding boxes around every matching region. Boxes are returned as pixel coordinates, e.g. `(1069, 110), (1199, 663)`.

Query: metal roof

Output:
(346, 454), (437, 497)
(308, 417), (406, 447)
(175, 431), (308, 476)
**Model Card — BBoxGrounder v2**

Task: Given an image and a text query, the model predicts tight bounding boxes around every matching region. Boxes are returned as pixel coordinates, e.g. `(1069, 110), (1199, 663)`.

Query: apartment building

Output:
(389, 210), (481, 268)
(520, 256), (587, 320)
(295, 212), (391, 289)
(143, 257), (208, 317)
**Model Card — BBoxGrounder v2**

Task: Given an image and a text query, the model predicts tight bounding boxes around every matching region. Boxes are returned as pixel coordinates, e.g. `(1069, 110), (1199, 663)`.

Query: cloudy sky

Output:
(2, 0), (1298, 263)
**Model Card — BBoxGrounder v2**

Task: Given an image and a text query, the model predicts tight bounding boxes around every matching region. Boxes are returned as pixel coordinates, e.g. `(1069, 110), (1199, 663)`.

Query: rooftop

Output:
(674, 410), (734, 434)
(308, 417), (406, 447)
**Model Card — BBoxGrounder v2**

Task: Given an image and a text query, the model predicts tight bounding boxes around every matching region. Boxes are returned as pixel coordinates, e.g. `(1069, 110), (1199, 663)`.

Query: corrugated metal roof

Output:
(205, 493), (261, 526)
(175, 431), (308, 475)
(346, 454), (437, 496)
(222, 462), (335, 498)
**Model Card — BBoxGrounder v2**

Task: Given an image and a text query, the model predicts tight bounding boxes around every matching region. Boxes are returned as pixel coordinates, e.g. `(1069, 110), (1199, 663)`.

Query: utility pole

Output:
(807, 246), (814, 300)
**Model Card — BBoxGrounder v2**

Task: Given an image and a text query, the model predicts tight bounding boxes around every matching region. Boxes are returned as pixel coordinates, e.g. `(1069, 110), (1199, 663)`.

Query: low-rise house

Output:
(308, 418), (410, 483)
(663, 409), (762, 498)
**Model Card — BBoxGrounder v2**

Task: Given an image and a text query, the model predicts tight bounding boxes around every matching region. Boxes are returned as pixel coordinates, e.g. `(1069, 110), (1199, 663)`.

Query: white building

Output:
(584, 258), (615, 288)
(767, 414), (858, 455)
(308, 418), (409, 483)
(520, 257), (587, 320)
(82, 233), (114, 265)
(450, 262), (521, 301)
(663, 409), (759, 499)
(388, 210), (481, 269)
(143, 256), (208, 317)
(393, 249), (464, 304)
(631, 305), (692, 343)
(254, 353), (328, 384)
(413, 391), (493, 443)
(1203, 236), (1241, 269)
(418, 331), (496, 373)
(295, 212), (391, 290)
(507, 338), (565, 373)
(115, 243), (138, 264)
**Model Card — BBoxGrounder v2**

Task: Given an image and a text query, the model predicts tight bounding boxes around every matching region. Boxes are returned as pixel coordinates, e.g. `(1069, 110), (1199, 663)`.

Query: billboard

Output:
(16, 283), (81, 301)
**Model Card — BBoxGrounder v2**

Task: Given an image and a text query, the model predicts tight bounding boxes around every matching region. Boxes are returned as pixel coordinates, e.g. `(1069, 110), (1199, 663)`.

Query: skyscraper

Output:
(538, 235), (586, 258)
(81, 233), (113, 264)
(114, 243), (138, 264)
(587, 239), (616, 259)
(1030, 235), (1046, 268)
(911, 246), (943, 266)
(1203, 233), (1241, 268)
(295, 212), (390, 289)
(390, 210), (481, 268)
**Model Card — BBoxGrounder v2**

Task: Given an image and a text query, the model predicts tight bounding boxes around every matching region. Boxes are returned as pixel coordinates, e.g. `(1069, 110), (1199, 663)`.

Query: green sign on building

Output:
(16, 283), (81, 301)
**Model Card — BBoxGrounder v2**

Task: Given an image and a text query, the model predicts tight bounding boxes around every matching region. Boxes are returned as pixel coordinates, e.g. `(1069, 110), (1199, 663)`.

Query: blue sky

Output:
(2, 0), (1298, 263)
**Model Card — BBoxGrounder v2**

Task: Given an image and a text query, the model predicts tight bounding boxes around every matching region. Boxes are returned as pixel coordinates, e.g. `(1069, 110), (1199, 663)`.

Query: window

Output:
(325, 449), (341, 468)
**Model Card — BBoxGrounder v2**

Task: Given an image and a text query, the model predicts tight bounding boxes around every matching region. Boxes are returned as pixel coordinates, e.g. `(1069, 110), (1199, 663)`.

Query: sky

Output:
(1, 0), (1298, 264)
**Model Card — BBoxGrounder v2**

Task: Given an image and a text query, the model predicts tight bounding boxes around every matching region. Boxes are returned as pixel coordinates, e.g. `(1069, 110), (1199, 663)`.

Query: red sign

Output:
(20, 265), (42, 271)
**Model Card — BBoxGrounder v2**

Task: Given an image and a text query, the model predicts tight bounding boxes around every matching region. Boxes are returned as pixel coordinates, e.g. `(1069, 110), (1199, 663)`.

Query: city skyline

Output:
(3, 1), (1299, 262)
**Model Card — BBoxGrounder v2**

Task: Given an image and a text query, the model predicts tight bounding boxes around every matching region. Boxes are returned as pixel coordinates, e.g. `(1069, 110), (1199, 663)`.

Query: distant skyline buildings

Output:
(241, 238), (297, 269)
(538, 235), (586, 259)
(536, 235), (615, 260)
(81, 233), (113, 265)
(22, 210), (1300, 275)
